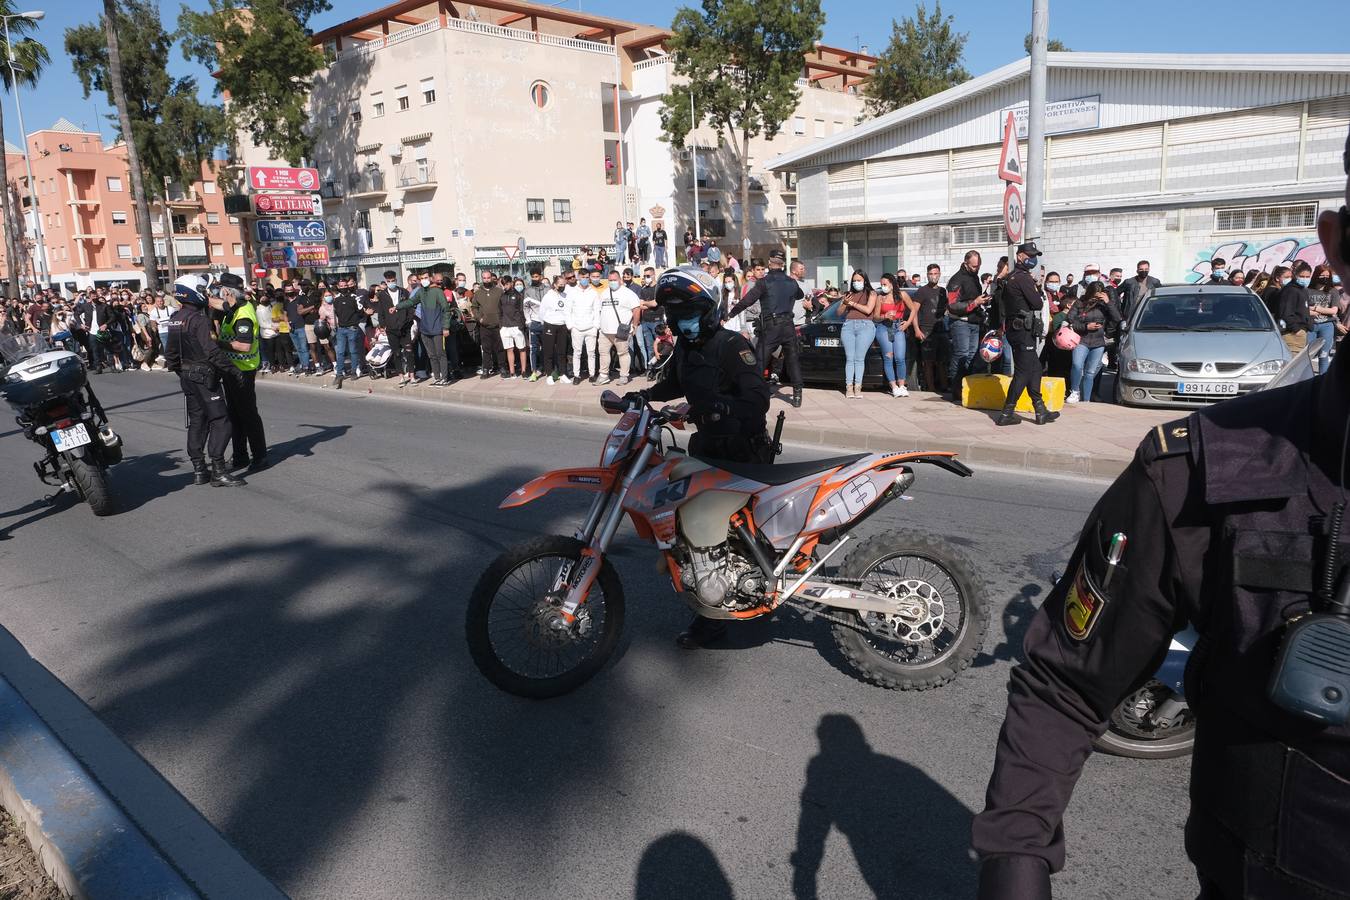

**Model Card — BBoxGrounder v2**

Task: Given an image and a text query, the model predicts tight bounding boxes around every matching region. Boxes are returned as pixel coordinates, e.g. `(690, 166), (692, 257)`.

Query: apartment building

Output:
(0, 118), (247, 294)
(234, 0), (872, 282)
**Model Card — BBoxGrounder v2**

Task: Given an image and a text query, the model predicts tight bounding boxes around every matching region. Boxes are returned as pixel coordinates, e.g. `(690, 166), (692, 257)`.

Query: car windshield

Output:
(1135, 293), (1271, 332)
(816, 299), (845, 322)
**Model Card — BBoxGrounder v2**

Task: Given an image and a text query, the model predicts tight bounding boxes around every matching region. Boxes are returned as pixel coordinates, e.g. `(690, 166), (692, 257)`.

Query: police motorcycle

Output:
(0, 331), (122, 516)
(1090, 340), (1322, 759)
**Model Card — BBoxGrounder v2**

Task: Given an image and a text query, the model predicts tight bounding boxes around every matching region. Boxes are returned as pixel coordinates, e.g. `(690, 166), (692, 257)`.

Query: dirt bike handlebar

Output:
(599, 390), (690, 428)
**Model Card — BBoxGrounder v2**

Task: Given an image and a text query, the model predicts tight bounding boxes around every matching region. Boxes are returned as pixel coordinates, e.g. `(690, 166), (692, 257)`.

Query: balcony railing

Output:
(347, 169), (386, 196)
(320, 182), (345, 199)
(166, 190), (201, 206)
(397, 161), (437, 189)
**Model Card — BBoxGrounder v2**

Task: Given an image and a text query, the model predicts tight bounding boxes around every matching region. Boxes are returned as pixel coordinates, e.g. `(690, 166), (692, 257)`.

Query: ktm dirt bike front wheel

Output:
(465, 535), (626, 699)
(830, 532), (987, 691)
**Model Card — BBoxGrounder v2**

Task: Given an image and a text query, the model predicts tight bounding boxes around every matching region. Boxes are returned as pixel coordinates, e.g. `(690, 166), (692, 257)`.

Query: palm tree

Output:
(0, 2), (48, 299)
(101, 0), (156, 291)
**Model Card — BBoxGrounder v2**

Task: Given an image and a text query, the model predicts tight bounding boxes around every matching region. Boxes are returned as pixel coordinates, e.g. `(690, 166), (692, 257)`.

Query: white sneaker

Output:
(1066, 391), (1080, 404)
(546, 375), (556, 385)
(895, 385), (909, 397)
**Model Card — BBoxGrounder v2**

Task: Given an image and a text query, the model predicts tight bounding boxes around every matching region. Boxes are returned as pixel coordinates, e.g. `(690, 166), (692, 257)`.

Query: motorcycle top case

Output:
(0, 350), (87, 408)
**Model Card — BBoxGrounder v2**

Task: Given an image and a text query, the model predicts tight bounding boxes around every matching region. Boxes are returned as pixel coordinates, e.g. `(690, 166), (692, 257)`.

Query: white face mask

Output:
(420, 279), (431, 288)
(851, 281), (864, 291)
(878, 284), (891, 294)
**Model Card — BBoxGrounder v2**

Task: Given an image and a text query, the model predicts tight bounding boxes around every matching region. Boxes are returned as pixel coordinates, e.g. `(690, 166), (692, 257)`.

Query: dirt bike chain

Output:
(778, 575), (880, 637)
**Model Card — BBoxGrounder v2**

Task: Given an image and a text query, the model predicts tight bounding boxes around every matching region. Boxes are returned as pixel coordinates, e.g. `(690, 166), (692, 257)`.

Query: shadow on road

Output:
(973, 582), (1042, 668)
(110, 450), (196, 512)
(791, 713), (977, 899)
(0, 495), (71, 541)
(265, 422), (351, 466)
(636, 832), (734, 900)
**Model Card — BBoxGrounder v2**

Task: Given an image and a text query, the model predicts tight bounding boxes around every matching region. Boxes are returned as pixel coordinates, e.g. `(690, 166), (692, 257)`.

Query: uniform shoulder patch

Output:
(1142, 418), (1192, 463)
(739, 349), (756, 366)
(1062, 564), (1108, 641)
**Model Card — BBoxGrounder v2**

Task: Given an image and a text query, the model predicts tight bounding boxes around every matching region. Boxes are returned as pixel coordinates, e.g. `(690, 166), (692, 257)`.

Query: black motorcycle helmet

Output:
(655, 267), (720, 342)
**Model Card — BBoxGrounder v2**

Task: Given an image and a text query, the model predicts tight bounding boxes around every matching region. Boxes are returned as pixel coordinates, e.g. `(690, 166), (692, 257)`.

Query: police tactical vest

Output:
(223, 303), (260, 372)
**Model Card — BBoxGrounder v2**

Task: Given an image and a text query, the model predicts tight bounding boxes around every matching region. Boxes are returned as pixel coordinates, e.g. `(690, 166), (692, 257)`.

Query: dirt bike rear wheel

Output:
(465, 535), (625, 699)
(830, 532), (987, 691)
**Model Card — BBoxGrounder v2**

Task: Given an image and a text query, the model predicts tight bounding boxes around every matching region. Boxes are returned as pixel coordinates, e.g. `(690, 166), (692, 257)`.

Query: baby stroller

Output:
(365, 331), (393, 378)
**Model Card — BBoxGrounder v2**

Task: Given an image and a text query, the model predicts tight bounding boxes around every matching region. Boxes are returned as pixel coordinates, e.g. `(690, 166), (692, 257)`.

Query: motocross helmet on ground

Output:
(979, 331), (1004, 362)
(655, 267), (720, 343)
(174, 274), (210, 308)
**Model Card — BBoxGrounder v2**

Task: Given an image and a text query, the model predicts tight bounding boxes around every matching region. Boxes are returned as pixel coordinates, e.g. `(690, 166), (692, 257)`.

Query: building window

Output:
(832, 120), (843, 134)
(116, 243), (132, 259)
(228, 215), (239, 225)
(351, 107), (362, 123)
(106, 176), (123, 191)
(210, 242), (224, 256)
(373, 101), (384, 117)
(530, 80), (551, 110)
(420, 77), (435, 104)
(1214, 203), (1317, 233)
(951, 224), (1006, 246)
(395, 85), (410, 111)
(202, 181), (216, 194)
(786, 205), (797, 227)
(328, 112), (338, 128)
(600, 82), (617, 132)
(172, 213), (188, 233)
(526, 198), (544, 222)
(232, 243), (242, 256)
(417, 200), (434, 242)
(780, 171), (797, 191)
(813, 119), (825, 138)
(792, 116), (805, 135)
(553, 199), (571, 223)
(206, 212), (220, 225)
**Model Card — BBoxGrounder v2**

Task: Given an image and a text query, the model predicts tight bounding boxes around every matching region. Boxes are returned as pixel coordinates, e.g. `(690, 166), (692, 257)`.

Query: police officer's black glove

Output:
(621, 389), (649, 408)
(699, 399), (731, 425)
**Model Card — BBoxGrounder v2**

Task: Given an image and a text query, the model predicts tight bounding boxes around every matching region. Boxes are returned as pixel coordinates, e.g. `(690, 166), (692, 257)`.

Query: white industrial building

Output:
(767, 53), (1350, 289)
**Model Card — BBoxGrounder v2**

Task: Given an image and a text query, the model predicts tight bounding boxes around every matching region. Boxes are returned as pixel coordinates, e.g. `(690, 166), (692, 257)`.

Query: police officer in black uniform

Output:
(973, 129), (1350, 900)
(163, 275), (244, 487)
(726, 248), (805, 408)
(997, 241), (1059, 427)
(645, 266), (771, 648)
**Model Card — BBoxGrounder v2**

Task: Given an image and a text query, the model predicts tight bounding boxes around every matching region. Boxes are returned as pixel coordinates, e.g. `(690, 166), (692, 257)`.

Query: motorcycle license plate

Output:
(51, 423), (91, 451)
(815, 337), (840, 348)
(1176, 381), (1237, 395)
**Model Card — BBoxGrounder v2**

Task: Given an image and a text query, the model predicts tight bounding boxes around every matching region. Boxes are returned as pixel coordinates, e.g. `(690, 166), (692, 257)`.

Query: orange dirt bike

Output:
(466, 391), (989, 698)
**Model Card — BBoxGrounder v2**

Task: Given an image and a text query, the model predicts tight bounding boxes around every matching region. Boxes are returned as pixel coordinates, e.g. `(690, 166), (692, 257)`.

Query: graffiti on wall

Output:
(1187, 237), (1326, 283)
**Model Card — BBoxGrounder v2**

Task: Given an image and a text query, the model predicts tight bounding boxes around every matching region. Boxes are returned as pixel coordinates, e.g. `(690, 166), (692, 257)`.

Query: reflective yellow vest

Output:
(223, 301), (261, 371)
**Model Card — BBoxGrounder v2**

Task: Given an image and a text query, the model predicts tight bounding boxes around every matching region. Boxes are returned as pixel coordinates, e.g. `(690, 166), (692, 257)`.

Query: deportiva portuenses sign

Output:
(999, 95), (1101, 140)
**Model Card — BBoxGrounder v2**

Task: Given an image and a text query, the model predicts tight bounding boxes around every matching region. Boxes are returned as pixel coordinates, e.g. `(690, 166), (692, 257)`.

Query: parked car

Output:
(1115, 284), (1289, 408)
(797, 299), (887, 388)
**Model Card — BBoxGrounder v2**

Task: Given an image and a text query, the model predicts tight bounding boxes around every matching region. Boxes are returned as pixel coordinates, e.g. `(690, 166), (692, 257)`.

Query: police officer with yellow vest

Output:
(217, 273), (268, 473)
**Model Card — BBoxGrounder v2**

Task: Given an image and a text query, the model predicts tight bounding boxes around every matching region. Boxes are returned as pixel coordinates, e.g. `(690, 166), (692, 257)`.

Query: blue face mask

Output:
(1085, 273), (1099, 283)
(1212, 269), (1227, 278)
(1022, 256), (1038, 268)
(1296, 276), (1311, 288)
(675, 316), (701, 340)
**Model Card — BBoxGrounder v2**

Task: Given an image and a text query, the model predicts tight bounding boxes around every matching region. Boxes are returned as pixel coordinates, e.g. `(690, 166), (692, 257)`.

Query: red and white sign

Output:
(293, 244), (330, 267)
(260, 247), (292, 268)
(251, 192), (318, 216)
(252, 264), (268, 278)
(1003, 183), (1025, 244)
(247, 166), (320, 192)
(996, 111), (1024, 184)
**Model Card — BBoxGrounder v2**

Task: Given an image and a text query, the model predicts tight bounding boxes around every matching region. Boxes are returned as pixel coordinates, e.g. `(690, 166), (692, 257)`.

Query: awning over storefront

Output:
(473, 244), (605, 266)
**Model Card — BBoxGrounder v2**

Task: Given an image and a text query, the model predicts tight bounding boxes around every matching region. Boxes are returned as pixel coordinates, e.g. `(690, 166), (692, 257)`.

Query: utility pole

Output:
(1026, 0), (1048, 245)
(690, 90), (701, 242)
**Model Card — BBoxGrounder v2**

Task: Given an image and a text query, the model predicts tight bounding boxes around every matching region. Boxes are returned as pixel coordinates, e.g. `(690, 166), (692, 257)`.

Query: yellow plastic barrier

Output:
(962, 374), (1066, 413)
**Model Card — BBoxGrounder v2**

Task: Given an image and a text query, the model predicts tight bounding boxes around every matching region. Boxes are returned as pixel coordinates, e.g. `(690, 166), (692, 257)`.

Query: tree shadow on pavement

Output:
(0, 496), (71, 541)
(790, 714), (977, 900)
(635, 832), (734, 900)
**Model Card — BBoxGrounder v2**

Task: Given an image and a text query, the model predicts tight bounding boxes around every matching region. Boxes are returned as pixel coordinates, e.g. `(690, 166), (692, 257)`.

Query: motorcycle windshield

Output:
(0, 332), (52, 365)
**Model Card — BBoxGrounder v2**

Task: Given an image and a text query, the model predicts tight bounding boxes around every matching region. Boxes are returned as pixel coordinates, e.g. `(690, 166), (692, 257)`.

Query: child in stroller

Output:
(365, 330), (393, 378)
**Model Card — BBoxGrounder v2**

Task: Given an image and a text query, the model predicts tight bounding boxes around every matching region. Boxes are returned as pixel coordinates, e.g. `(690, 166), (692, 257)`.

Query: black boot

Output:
(210, 459), (246, 487)
(676, 615), (728, 649)
(1032, 402), (1060, 425)
(995, 406), (1021, 426)
(246, 453), (270, 474)
(191, 459), (210, 486)
(791, 387), (802, 409)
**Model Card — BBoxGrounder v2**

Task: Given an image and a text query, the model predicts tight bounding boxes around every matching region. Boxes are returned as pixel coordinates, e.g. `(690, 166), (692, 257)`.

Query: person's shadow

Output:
(635, 831), (734, 900)
(791, 714), (977, 899)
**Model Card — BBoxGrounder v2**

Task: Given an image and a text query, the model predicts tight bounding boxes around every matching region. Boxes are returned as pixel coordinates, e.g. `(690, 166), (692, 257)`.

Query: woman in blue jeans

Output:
(1307, 265), (1342, 374)
(840, 271), (878, 398)
(1066, 282), (1121, 403)
(873, 273), (915, 397)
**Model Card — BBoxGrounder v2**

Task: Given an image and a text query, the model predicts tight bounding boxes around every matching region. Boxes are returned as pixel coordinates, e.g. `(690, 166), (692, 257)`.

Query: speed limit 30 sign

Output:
(1003, 183), (1024, 245)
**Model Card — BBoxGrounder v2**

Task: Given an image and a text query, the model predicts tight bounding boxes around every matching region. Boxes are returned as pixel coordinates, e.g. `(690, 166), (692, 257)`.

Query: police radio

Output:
(1268, 500), (1350, 725)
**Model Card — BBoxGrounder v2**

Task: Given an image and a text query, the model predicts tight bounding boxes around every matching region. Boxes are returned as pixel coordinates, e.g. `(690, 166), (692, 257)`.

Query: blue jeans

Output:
(638, 321), (658, 366)
(334, 325), (361, 375)
(874, 322), (907, 383)
(842, 319), (874, 386)
(289, 329), (311, 371)
(1312, 320), (1336, 373)
(654, 245), (667, 267)
(528, 321), (544, 373)
(948, 319), (981, 391)
(1070, 344), (1106, 401)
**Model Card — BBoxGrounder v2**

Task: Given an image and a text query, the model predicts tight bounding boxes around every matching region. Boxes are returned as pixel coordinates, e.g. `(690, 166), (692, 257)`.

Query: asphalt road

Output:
(0, 373), (1192, 900)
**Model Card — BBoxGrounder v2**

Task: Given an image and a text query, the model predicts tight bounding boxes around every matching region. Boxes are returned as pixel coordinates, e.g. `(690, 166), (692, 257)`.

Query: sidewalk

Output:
(257, 369), (1176, 479)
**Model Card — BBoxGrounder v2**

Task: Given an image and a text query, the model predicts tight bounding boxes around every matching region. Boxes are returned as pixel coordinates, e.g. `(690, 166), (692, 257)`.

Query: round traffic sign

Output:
(252, 264), (267, 278)
(1003, 183), (1025, 245)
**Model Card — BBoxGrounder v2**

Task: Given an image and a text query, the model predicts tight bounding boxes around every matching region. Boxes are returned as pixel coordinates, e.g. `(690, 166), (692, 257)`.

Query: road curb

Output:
(0, 626), (287, 900)
(255, 371), (1128, 479)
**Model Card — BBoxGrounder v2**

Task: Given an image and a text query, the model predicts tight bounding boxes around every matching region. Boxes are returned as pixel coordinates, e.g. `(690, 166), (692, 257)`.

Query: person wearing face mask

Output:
(908, 264), (945, 392)
(945, 250), (986, 401)
(637, 266), (663, 374)
(597, 269), (641, 385)
(995, 242), (1059, 427)
(1207, 256), (1230, 285)
(330, 275), (366, 387)
(1119, 259), (1161, 321)
(411, 273), (451, 385)
(523, 269), (549, 380)
(839, 271), (878, 398)
(725, 248), (805, 407)
(1039, 271), (1074, 380)
(720, 271), (749, 337)
(1260, 265), (1291, 323)
(1278, 261), (1313, 354)
(874, 273), (914, 398)
(472, 271), (504, 378)
(566, 270), (603, 385)
(1307, 265), (1340, 374)
(538, 274), (571, 384)
(652, 221), (668, 268)
(499, 277), (527, 379)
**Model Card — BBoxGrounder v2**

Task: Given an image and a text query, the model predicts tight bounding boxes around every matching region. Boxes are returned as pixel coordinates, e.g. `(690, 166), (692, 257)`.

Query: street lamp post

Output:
(391, 225), (403, 282)
(2, 10), (48, 290)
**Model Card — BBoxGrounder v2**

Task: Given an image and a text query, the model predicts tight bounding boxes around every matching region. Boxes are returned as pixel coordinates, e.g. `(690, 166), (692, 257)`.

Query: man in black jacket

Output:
(996, 242), (1059, 427)
(1118, 260), (1161, 321)
(945, 250), (986, 401)
(1278, 261), (1313, 355)
(331, 275), (366, 387)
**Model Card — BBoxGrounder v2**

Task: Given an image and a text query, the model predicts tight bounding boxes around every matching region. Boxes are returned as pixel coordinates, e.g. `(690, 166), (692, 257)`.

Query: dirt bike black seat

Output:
(693, 452), (868, 486)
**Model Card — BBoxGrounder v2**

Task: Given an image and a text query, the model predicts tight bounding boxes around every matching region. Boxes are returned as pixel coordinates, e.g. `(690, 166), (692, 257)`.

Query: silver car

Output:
(1115, 284), (1289, 408)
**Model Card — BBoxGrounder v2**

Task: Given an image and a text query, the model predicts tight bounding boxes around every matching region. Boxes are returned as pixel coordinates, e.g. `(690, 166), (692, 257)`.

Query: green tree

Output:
(0, 3), (48, 297)
(178, 0), (330, 165)
(67, 0), (227, 286)
(1024, 34), (1069, 54)
(862, 1), (970, 118)
(659, 0), (824, 253)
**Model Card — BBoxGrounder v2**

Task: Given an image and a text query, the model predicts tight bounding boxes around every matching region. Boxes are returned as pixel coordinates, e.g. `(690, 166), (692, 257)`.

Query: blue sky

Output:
(4, 0), (1347, 148)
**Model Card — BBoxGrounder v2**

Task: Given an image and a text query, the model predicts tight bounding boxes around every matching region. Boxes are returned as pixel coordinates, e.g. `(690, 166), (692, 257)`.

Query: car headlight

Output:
(1125, 358), (1175, 376)
(1245, 359), (1285, 376)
